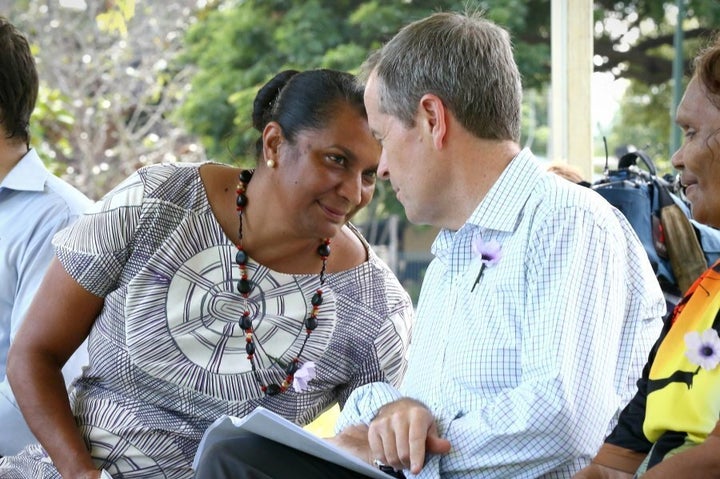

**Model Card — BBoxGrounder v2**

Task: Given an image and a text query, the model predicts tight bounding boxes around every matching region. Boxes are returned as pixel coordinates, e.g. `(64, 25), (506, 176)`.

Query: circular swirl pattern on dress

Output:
(125, 244), (336, 397)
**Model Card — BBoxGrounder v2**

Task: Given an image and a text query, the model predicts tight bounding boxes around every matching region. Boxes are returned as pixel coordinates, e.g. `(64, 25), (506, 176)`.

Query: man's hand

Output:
(326, 424), (373, 465)
(368, 398), (451, 474)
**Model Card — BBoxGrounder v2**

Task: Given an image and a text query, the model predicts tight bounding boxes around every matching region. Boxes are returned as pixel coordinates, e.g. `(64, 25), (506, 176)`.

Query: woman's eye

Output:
(326, 154), (346, 165)
(362, 171), (377, 184)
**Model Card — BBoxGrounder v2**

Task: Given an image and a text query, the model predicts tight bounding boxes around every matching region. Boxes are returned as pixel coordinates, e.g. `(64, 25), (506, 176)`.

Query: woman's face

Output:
(268, 102), (380, 239)
(672, 77), (720, 228)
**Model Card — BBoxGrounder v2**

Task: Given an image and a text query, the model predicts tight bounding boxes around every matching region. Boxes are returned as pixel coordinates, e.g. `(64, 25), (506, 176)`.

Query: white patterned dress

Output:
(0, 163), (413, 478)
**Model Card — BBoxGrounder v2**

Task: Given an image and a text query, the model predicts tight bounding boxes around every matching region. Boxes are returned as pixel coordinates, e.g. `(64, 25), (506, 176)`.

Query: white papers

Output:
(193, 407), (389, 479)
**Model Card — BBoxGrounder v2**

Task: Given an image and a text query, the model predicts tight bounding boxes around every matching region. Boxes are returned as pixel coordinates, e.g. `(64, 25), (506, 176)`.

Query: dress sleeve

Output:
(334, 265), (413, 407)
(52, 171), (146, 297)
(371, 285), (413, 389)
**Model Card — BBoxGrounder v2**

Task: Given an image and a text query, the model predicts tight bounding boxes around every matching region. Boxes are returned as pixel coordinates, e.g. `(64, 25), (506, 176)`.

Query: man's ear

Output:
(261, 121), (283, 163)
(418, 94), (448, 150)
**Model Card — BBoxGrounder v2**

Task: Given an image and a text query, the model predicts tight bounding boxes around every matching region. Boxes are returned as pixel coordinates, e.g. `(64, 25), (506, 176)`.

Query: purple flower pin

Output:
(471, 237), (502, 292)
(684, 329), (720, 371)
(292, 361), (316, 393)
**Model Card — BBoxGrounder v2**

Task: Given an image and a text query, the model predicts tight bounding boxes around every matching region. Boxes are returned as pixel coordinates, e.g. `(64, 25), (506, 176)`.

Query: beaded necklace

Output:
(235, 169), (330, 395)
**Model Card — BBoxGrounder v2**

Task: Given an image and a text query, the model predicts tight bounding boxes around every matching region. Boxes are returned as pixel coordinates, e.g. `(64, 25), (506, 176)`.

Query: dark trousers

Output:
(193, 430), (375, 479)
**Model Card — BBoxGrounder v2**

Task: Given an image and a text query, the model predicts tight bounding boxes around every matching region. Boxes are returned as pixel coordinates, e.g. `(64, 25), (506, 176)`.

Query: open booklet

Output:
(192, 406), (390, 478)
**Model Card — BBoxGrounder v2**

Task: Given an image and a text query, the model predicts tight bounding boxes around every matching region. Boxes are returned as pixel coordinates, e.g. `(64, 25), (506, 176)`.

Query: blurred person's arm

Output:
(0, 200), (89, 455)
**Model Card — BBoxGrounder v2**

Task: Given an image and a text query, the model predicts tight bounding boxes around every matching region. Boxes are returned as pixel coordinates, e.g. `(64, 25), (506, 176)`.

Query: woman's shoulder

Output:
(131, 162), (216, 211)
(337, 223), (397, 273)
(330, 223), (411, 306)
(137, 162), (205, 189)
(326, 223), (368, 272)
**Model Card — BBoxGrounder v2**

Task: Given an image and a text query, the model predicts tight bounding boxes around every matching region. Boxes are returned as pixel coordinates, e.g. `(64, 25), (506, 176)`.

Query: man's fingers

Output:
(369, 414), (412, 470)
(368, 421), (391, 466)
(368, 398), (450, 474)
(426, 422), (452, 455)
(329, 424), (373, 463)
(407, 411), (436, 473)
(391, 416), (411, 470)
(426, 435), (452, 455)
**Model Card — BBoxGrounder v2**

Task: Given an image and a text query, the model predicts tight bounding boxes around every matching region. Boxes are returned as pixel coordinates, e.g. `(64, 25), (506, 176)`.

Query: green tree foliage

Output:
(175, 0), (720, 223)
(6, 0), (201, 198)
(9, 0), (718, 198)
(96, 0), (136, 35)
(29, 85), (75, 175)
(176, 0), (553, 164)
(594, 0), (720, 84)
(178, 0), (720, 169)
(606, 81), (676, 172)
(602, 1), (720, 173)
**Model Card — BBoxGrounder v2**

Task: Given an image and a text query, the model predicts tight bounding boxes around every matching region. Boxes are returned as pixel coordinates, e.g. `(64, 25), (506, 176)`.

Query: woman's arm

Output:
(572, 464), (634, 479)
(642, 434), (720, 478)
(572, 443), (645, 478)
(7, 258), (104, 479)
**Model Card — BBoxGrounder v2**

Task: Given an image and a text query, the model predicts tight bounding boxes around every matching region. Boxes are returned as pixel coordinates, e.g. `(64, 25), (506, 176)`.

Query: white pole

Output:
(550, 0), (593, 180)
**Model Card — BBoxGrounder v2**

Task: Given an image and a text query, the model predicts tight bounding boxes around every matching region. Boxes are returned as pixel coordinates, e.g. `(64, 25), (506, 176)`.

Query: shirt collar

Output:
(431, 148), (543, 258)
(0, 149), (50, 192)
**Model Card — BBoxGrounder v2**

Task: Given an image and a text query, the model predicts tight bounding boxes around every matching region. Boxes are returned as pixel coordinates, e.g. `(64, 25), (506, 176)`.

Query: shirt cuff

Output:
(335, 382), (402, 433)
(591, 443), (646, 473)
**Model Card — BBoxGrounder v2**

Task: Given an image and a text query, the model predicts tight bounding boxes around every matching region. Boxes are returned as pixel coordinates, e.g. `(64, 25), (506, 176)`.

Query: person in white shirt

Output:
(193, 10), (666, 479)
(0, 16), (91, 456)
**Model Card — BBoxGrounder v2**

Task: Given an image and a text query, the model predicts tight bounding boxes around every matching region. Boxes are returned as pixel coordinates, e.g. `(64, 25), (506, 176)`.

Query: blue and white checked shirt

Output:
(337, 149), (666, 478)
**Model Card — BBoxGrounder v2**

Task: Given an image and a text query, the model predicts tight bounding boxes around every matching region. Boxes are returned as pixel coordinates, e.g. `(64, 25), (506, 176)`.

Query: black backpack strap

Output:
(618, 150), (657, 176)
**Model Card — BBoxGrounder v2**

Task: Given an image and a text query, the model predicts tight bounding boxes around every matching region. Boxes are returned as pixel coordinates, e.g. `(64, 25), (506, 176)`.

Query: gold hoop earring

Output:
(266, 159), (276, 169)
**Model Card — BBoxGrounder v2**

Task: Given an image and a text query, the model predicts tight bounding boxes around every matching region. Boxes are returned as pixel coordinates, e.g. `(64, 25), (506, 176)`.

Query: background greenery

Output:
(3, 0), (720, 201)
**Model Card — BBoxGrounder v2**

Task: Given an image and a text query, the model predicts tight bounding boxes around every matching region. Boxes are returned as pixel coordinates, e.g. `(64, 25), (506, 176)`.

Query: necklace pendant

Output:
(235, 249), (248, 265)
(317, 241), (331, 257)
(311, 291), (323, 306)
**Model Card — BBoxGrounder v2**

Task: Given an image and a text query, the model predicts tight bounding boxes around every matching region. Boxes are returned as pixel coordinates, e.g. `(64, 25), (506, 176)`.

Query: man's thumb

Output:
(426, 433), (451, 455)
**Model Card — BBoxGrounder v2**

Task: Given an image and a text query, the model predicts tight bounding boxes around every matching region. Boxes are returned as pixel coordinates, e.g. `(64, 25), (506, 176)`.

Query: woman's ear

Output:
(261, 122), (283, 166)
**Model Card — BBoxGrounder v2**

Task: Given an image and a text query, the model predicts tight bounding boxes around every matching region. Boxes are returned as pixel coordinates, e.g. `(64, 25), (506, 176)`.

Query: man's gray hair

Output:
(360, 10), (522, 143)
